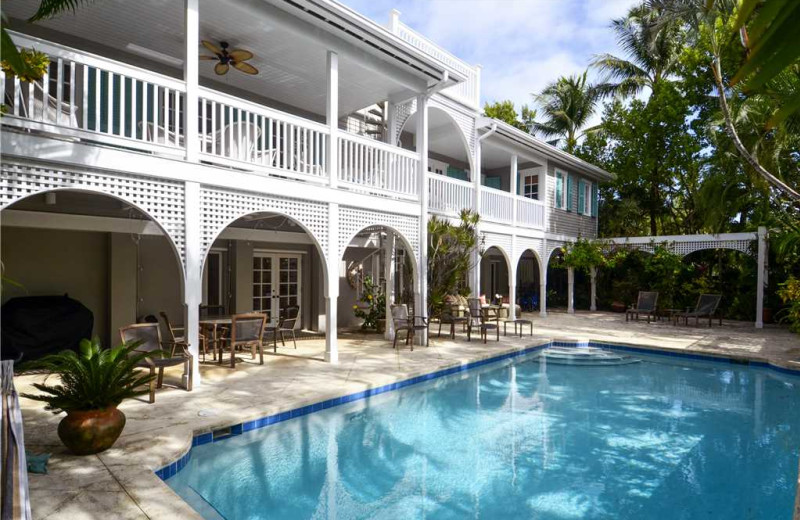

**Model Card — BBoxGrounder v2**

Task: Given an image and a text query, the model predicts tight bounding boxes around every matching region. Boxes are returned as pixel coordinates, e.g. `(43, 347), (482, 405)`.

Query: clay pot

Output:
(611, 301), (626, 313)
(57, 407), (126, 455)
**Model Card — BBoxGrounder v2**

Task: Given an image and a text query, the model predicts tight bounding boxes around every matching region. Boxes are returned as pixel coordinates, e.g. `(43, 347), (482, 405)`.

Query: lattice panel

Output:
(1, 161), (186, 263)
(614, 240), (753, 258)
(339, 207), (419, 260)
(545, 242), (566, 263)
(483, 231), (512, 260)
(430, 97), (476, 156)
(515, 236), (544, 267)
(199, 188), (328, 259)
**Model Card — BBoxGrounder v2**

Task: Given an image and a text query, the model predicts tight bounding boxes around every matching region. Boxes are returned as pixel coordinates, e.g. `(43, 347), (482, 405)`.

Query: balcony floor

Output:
(17, 312), (799, 519)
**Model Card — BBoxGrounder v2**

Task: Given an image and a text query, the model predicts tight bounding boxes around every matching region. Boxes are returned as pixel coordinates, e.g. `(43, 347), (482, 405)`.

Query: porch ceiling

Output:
(402, 110), (471, 165)
(481, 139), (544, 171)
(5, 0), (427, 118)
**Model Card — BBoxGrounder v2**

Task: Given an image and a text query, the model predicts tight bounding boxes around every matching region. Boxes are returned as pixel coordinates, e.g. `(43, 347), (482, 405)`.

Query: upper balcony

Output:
(1, 0), (468, 202)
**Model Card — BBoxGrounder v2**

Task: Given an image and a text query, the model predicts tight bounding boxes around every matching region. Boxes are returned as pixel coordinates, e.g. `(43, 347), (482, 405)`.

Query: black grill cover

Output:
(1, 295), (93, 362)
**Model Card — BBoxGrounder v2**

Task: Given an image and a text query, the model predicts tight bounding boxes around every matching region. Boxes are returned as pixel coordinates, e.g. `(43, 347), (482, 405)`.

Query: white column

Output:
(567, 267), (575, 314)
(325, 202), (339, 363)
(386, 102), (397, 146)
(510, 154), (518, 225)
(590, 266), (597, 311)
(416, 94), (429, 344)
(183, 0), (199, 162)
(326, 51), (339, 189)
(183, 181), (202, 386)
(756, 226), (766, 329)
(474, 136), (482, 214)
(384, 232), (396, 340)
(540, 240), (547, 317)
(508, 250), (517, 321)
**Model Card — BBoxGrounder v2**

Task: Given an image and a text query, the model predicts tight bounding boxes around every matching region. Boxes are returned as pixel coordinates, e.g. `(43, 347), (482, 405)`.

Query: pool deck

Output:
(16, 311), (800, 519)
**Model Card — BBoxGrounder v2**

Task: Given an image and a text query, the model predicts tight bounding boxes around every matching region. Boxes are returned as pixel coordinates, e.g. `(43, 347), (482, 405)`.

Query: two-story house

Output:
(0, 1), (612, 382)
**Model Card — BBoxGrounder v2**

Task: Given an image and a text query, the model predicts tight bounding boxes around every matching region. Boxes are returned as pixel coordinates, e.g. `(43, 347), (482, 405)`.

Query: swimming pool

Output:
(167, 345), (800, 519)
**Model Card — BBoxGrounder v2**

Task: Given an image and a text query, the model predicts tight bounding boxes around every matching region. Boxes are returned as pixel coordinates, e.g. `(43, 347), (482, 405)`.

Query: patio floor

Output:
(17, 311), (800, 519)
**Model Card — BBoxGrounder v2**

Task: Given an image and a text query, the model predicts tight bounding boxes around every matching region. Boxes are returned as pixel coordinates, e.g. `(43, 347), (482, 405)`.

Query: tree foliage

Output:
(427, 210), (482, 317)
(483, 100), (536, 132)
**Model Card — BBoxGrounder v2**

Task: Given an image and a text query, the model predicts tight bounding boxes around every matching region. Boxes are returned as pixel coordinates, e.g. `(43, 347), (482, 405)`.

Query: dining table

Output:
(199, 314), (279, 365)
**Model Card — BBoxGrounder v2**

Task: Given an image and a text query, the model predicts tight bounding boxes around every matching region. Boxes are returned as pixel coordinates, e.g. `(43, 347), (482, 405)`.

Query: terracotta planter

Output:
(611, 302), (626, 313)
(57, 407), (126, 455)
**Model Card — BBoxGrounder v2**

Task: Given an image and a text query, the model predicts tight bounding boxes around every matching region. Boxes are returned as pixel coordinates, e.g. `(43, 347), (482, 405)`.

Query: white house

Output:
(0, 0), (612, 383)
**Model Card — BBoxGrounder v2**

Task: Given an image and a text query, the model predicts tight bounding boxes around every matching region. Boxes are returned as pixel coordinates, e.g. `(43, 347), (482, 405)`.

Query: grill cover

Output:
(1, 295), (94, 362)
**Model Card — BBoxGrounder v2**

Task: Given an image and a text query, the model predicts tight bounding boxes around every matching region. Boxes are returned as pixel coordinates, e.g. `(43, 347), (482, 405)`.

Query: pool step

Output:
(536, 346), (641, 366)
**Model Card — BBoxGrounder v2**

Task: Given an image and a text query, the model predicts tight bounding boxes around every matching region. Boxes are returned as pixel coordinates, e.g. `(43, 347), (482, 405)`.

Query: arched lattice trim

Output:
(608, 238), (755, 258)
(338, 207), (419, 261)
(1, 161), (186, 265)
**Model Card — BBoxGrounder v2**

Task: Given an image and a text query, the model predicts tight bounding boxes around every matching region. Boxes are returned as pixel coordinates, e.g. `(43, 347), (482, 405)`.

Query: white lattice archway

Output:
(1, 161), (186, 267)
(338, 207), (419, 262)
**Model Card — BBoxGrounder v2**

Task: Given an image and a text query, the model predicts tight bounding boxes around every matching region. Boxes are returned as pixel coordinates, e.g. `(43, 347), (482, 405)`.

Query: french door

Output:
(252, 253), (301, 328)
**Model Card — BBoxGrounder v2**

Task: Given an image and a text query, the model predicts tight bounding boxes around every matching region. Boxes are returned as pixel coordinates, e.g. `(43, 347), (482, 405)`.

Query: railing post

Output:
(389, 9), (401, 34)
(184, 0), (199, 162)
(327, 51), (339, 188)
(416, 93), (429, 343)
(474, 65), (482, 110)
(510, 153), (518, 226)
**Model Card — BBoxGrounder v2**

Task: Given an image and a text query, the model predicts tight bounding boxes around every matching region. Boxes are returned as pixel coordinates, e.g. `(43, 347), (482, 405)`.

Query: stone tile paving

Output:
(16, 311), (799, 519)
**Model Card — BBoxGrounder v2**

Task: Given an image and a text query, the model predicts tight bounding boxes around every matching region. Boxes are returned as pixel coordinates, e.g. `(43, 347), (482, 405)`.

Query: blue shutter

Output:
(591, 181), (598, 217)
(566, 174), (574, 212)
(555, 172), (563, 209)
(577, 179), (585, 214)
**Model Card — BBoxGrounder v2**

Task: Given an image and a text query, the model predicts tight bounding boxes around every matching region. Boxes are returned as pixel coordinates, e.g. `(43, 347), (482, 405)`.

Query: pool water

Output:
(168, 349), (800, 519)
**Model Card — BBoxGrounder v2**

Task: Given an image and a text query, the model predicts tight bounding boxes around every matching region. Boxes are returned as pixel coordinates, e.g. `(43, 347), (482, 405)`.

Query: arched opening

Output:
(198, 210), (328, 363)
(515, 249), (542, 312)
(546, 247), (568, 311)
(479, 246), (510, 305)
(1, 189), (184, 360)
(339, 225), (417, 333)
(399, 106), (473, 181)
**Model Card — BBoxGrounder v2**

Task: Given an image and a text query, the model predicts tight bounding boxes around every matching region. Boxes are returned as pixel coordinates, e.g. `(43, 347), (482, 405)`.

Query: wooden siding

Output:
(545, 161), (598, 239)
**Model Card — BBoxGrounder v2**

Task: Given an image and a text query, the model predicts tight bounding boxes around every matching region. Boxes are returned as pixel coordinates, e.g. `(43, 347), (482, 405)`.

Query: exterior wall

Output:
(338, 246), (380, 329)
(545, 161), (598, 239)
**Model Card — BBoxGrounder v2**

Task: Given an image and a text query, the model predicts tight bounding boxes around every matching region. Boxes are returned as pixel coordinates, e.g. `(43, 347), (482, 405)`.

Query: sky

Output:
(339, 0), (639, 125)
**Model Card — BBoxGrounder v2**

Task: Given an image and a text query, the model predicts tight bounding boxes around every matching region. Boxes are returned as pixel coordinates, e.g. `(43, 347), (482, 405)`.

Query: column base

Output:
(324, 351), (339, 363)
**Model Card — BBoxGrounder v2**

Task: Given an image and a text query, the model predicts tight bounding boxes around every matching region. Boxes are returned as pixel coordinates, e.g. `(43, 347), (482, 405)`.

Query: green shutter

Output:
(591, 182), (598, 217)
(555, 172), (563, 209)
(577, 179), (585, 214)
(566, 174), (573, 212)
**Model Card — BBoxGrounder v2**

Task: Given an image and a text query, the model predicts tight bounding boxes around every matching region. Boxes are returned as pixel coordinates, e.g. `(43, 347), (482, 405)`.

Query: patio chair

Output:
(391, 304), (429, 350)
(626, 291), (659, 323)
(467, 298), (499, 343)
(674, 294), (723, 327)
(278, 306), (300, 349)
(437, 302), (468, 339)
(161, 311), (211, 361)
(119, 323), (193, 404)
(218, 313), (267, 368)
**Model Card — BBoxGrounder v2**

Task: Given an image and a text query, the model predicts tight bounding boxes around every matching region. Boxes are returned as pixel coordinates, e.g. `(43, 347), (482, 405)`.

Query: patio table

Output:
(200, 315), (279, 364)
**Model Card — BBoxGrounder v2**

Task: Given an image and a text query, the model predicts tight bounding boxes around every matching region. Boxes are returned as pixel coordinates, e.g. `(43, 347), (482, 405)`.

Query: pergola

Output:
(568, 227), (768, 328)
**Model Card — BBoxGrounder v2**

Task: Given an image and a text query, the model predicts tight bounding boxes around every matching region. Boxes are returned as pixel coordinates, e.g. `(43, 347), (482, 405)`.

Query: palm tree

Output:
(591, 5), (682, 99)
(531, 71), (602, 153)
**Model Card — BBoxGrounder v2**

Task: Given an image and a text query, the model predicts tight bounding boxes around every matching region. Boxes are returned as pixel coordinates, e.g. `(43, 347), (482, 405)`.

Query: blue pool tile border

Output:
(155, 339), (799, 480)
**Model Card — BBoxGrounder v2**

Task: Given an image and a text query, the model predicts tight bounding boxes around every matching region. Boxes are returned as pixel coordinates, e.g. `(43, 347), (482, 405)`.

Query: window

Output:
(555, 171), (564, 209)
(583, 181), (592, 216)
(523, 174), (539, 200)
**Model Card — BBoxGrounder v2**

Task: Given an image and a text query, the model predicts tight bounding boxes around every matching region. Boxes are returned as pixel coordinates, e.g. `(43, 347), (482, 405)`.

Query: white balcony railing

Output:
(517, 196), (545, 229)
(391, 21), (480, 109)
(428, 174), (474, 217)
(3, 33), (185, 154)
(338, 133), (418, 199)
(198, 88), (329, 181)
(481, 187), (514, 224)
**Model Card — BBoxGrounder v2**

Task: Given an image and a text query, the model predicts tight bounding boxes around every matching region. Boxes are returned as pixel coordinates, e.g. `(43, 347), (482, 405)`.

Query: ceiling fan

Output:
(200, 40), (258, 76)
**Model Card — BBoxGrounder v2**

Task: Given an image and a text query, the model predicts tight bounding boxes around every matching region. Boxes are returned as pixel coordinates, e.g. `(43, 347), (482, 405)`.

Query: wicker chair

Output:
(119, 323), (193, 404)
(467, 298), (499, 343)
(218, 313), (267, 368)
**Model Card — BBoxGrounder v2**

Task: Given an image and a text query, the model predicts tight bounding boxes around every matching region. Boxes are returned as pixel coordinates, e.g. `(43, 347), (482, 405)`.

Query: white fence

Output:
(198, 88), (329, 181)
(339, 133), (419, 198)
(481, 187), (514, 224)
(3, 33), (185, 154)
(516, 196), (545, 229)
(428, 175), (474, 216)
(392, 22), (479, 109)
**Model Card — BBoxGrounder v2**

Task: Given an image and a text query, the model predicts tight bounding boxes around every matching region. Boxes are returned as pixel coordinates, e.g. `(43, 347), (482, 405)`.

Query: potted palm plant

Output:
(20, 338), (157, 455)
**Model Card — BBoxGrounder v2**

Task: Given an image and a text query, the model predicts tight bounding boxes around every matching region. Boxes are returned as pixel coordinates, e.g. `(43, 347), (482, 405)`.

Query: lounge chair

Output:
(218, 313), (267, 368)
(119, 323), (193, 403)
(626, 291), (659, 323)
(467, 298), (499, 343)
(674, 294), (723, 327)
(391, 304), (429, 350)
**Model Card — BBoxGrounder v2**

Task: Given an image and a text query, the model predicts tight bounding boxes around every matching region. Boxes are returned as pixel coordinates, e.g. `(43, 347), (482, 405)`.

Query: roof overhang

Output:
(268, 0), (467, 89)
(477, 117), (614, 181)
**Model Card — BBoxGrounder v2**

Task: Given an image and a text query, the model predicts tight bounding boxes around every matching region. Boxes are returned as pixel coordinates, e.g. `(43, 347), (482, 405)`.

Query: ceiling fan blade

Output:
(228, 49), (254, 61)
(233, 61), (258, 75)
(214, 62), (230, 75)
(201, 40), (222, 55)
(199, 55), (218, 60)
